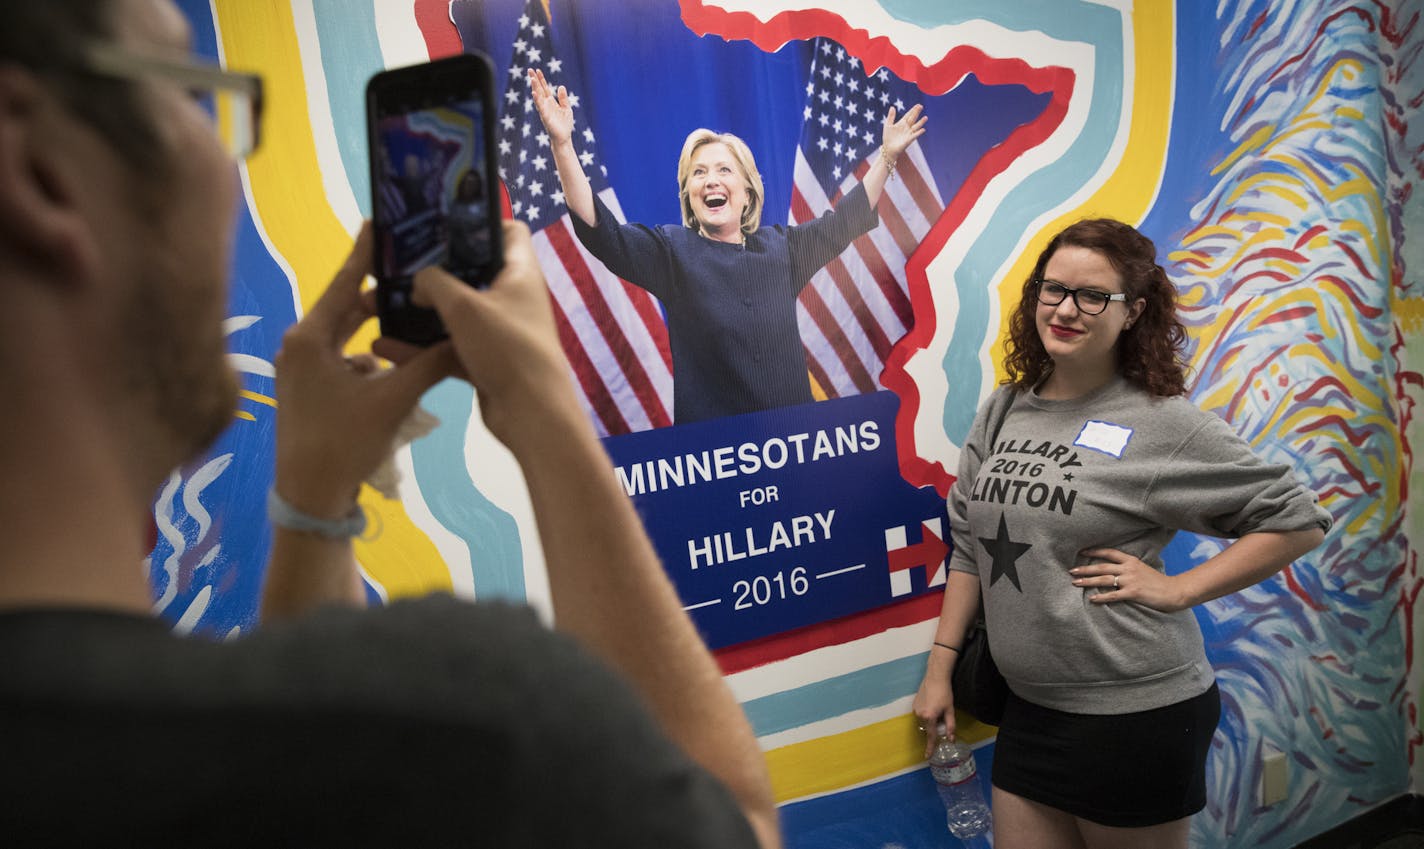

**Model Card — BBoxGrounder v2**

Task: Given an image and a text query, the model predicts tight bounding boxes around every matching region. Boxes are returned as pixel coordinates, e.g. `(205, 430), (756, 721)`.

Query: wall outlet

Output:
(1261, 750), (1289, 807)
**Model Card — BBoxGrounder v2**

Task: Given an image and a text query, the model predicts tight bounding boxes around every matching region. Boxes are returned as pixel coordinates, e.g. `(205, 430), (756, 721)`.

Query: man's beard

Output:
(121, 265), (241, 468)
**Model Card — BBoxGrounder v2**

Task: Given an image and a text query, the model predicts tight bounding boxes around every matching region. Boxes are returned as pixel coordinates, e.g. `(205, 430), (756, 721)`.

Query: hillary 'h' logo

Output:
(885, 519), (949, 597)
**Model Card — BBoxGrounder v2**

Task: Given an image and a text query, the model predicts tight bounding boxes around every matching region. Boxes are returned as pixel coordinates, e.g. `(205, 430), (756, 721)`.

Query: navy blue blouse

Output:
(571, 184), (879, 424)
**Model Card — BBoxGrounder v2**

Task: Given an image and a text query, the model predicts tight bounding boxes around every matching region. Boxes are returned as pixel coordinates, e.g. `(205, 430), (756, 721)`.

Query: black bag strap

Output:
(969, 387), (1018, 626)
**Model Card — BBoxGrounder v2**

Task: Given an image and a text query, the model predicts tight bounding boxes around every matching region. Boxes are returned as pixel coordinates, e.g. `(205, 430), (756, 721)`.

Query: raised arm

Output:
(529, 68), (595, 227)
(261, 225), (455, 621)
(860, 104), (927, 207)
(410, 222), (780, 849)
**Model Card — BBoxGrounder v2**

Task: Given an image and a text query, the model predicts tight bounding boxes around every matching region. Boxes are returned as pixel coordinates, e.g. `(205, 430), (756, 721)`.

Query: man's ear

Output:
(0, 66), (94, 277)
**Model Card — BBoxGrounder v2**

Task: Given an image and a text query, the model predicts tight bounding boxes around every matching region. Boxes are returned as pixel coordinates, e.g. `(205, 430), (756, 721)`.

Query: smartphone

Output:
(367, 53), (503, 345)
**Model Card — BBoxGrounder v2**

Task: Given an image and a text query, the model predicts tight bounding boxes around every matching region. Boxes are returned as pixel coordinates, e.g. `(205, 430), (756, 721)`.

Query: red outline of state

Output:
(680, 0), (1076, 673)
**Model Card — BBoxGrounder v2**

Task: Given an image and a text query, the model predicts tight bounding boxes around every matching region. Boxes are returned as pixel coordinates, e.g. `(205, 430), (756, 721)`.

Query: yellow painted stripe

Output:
(1397, 297), (1424, 334)
(766, 713), (997, 803)
(215, 2), (452, 598)
(1212, 124), (1275, 177)
(988, 5), (1175, 384)
(239, 389), (276, 407)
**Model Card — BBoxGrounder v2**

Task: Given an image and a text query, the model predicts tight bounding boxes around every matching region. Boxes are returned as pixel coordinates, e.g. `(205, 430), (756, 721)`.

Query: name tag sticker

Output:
(1074, 420), (1133, 458)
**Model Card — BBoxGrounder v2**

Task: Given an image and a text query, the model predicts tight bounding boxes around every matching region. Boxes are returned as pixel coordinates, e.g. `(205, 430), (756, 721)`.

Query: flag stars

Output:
(847, 79), (859, 93)
(529, 180), (544, 197)
(502, 114), (516, 131)
(894, 97), (905, 111)
(513, 38), (527, 54)
(806, 81), (815, 96)
(820, 65), (831, 79)
(499, 139), (511, 155)
(833, 95), (843, 109)
(548, 58), (562, 74)
(804, 105), (812, 120)
(526, 47), (542, 63)
(537, 131), (549, 147)
(530, 22), (545, 38)
(553, 189), (565, 206)
(818, 111), (829, 126)
(579, 149), (594, 167)
(583, 127), (596, 143)
(821, 41), (833, 54)
(521, 122), (531, 138)
(818, 89), (829, 103)
(505, 89), (520, 105)
(833, 71), (844, 86)
(532, 154), (548, 171)
(817, 136), (829, 150)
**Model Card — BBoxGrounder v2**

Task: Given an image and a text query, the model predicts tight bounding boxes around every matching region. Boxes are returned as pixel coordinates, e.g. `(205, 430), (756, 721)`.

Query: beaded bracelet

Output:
(879, 148), (898, 178)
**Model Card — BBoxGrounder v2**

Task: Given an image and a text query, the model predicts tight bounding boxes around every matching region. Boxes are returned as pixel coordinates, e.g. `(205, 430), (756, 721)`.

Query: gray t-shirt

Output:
(948, 377), (1330, 714)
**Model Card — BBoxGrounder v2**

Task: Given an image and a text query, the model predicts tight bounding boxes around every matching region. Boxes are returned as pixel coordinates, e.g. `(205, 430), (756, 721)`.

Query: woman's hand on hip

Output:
(1072, 548), (1190, 612)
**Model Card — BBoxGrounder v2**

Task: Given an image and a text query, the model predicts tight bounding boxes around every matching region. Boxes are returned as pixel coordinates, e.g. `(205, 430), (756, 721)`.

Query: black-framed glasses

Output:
(1034, 279), (1128, 316)
(82, 43), (264, 159)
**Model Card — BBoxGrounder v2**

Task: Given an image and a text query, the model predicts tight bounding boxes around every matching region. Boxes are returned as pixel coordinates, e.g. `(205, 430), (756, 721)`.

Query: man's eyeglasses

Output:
(1034, 279), (1129, 316)
(83, 43), (263, 159)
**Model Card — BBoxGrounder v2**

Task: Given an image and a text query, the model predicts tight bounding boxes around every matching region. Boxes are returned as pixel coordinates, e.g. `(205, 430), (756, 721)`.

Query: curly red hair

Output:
(1003, 218), (1187, 397)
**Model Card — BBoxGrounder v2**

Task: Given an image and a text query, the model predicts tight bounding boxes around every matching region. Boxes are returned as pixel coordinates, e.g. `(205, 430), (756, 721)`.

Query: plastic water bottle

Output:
(929, 735), (992, 840)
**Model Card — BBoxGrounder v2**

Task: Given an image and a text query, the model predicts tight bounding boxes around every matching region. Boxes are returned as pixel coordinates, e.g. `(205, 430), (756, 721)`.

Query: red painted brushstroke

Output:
(715, 592), (944, 674)
(414, 0), (465, 59)
(680, 1), (1076, 500)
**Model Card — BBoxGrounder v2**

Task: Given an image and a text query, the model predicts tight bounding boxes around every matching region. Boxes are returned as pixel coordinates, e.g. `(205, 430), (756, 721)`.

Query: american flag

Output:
(793, 39), (944, 398)
(496, 0), (673, 435)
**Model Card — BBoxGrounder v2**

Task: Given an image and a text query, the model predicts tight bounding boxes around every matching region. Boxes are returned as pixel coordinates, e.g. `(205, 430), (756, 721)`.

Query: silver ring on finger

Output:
(1112, 575), (1120, 589)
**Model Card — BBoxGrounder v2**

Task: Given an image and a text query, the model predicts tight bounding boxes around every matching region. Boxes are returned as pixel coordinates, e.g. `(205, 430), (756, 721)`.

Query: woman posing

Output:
(530, 68), (926, 424)
(912, 219), (1329, 849)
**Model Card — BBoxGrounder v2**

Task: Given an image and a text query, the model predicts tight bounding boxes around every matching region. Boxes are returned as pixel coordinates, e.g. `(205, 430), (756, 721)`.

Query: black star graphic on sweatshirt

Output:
(980, 514), (1031, 592)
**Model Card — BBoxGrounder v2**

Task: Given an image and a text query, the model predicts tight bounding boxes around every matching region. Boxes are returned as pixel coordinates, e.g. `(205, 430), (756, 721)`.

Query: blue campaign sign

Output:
(601, 392), (951, 649)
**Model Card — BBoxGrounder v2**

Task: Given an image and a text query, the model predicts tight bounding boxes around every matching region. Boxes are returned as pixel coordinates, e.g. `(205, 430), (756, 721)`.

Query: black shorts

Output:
(991, 683), (1221, 828)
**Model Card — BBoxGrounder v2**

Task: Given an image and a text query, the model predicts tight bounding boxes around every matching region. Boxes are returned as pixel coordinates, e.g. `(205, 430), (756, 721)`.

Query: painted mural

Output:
(157, 1), (1422, 846)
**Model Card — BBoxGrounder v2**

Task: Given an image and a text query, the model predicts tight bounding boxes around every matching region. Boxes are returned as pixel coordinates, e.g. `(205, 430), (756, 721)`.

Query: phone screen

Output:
(369, 55), (500, 344)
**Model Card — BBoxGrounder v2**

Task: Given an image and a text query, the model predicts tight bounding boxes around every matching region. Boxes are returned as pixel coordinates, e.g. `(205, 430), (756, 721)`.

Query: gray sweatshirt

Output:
(948, 376), (1331, 714)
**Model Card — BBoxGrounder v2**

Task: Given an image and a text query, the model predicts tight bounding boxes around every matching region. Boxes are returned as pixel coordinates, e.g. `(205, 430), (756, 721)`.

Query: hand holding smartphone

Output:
(367, 53), (503, 345)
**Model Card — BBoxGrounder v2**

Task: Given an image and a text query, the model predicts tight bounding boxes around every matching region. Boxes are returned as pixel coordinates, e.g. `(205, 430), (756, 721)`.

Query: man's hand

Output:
(273, 224), (454, 518)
